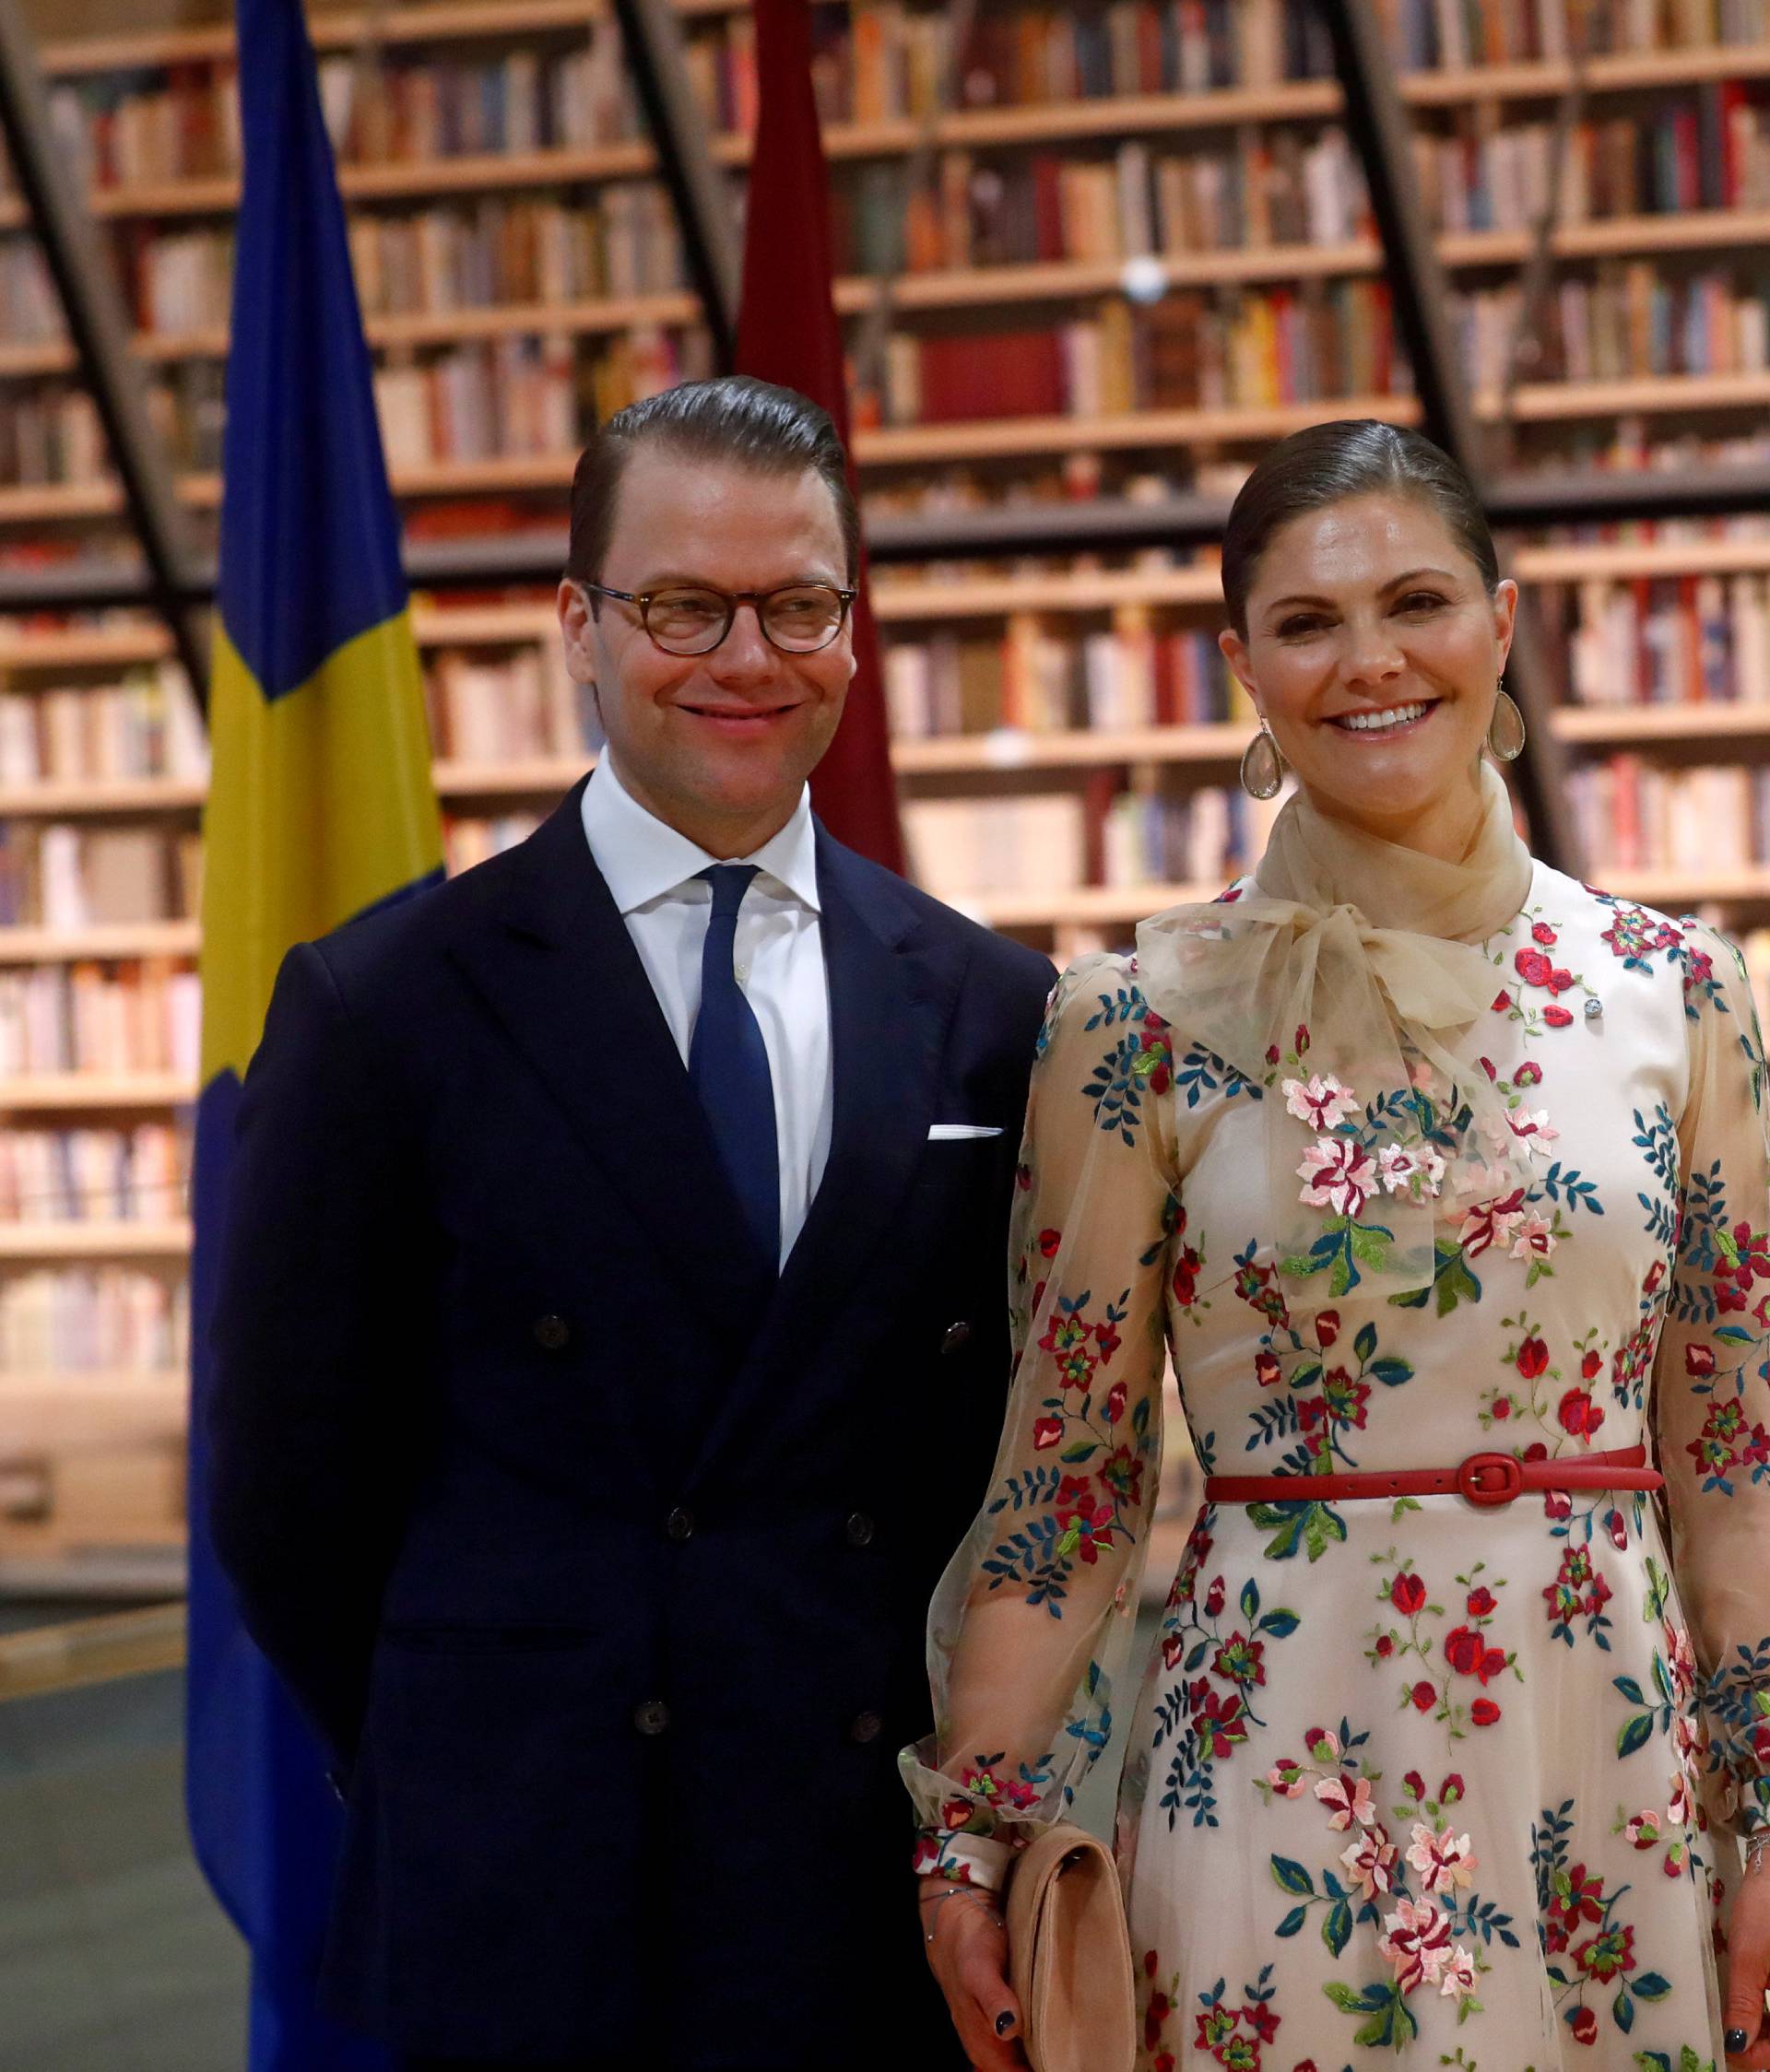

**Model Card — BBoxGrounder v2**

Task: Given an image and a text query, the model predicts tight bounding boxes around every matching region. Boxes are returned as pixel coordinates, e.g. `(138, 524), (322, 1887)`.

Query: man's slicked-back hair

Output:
(1221, 418), (1500, 637)
(567, 375), (860, 593)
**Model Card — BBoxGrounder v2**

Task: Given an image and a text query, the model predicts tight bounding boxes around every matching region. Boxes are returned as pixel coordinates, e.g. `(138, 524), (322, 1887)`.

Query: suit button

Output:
(665, 1506), (695, 1542)
(532, 1313), (571, 1351)
(632, 1700), (670, 1736)
(941, 1320), (973, 1355)
(848, 1710), (884, 1746)
(845, 1511), (876, 1548)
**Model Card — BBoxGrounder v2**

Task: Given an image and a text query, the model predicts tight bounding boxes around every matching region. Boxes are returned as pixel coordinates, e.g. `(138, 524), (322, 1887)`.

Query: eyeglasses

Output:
(579, 580), (858, 656)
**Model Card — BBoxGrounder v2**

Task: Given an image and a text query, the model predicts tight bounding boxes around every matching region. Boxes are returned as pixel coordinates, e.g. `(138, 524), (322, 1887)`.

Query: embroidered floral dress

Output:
(904, 865), (1770, 2071)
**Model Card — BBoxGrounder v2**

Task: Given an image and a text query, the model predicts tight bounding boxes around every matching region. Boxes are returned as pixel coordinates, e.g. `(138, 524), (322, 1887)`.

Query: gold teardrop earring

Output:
(1487, 682), (1526, 761)
(1240, 721), (1283, 801)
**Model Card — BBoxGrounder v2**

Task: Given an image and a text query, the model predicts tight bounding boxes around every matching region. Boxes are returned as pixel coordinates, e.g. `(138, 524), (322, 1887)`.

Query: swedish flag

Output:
(185, 0), (441, 2062)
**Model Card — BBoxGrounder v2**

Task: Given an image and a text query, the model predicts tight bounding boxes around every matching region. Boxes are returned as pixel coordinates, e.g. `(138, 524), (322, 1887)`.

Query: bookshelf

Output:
(8, 0), (1770, 1587)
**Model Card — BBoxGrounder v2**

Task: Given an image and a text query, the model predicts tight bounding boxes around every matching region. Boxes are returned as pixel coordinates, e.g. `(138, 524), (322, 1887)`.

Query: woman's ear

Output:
(1218, 625), (1258, 714)
(1492, 577), (1519, 675)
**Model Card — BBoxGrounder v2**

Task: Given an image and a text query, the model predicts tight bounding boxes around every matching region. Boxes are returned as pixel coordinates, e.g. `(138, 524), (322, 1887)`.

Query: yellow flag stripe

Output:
(200, 611), (444, 1085)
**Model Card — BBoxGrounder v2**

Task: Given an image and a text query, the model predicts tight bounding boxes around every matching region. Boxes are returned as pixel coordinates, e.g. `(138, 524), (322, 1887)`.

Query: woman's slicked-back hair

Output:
(567, 375), (860, 592)
(1221, 419), (1499, 636)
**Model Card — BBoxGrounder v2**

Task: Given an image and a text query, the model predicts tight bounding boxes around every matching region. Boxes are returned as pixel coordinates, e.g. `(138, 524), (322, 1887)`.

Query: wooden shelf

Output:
(0, 923), (200, 965)
(0, 1373), (186, 1457)
(1552, 703), (1770, 746)
(1595, 865), (1770, 905)
(960, 882), (1215, 928)
(895, 724), (1249, 774)
(0, 1221), (192, 1260)
(1, 1075), (195, 1111)
(21, 369), (1770, 520)
(413, 602), (560, 643)
(432, 755), (587, 796)
(855, 395), (1423, 466)
(1487, 371), (1770, 422)
(0, 777), (206, 818)
(0, 624), (176, 669)
(6, 206), (1767, 384)
(873, 566), (1222, 618)
(29, 7), (1770, 101)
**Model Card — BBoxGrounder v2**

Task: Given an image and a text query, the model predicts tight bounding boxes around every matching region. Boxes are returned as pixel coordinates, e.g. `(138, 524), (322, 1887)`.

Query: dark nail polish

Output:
(1728, 2027), (1750, 2054)
(996, 2011), (1014, 2036)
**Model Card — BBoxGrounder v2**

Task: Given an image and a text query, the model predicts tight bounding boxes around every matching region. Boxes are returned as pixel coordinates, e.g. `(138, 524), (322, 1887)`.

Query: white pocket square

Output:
(927, 1124), (1004, 1140)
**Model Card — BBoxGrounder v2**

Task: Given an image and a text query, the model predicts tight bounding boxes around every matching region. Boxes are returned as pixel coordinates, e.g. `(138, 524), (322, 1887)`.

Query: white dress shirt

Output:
(581, 756), (832, 1266)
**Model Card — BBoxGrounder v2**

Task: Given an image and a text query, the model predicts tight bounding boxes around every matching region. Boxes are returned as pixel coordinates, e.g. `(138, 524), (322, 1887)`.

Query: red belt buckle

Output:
(1456, 1452), (1524, 1507)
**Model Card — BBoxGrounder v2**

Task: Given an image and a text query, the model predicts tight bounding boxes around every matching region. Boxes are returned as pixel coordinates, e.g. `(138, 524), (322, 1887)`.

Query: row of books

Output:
(0, 665), (208, 786)
(1418, 87), (1770, 232)
(842, 129), (1369, 277)
(901, 779), (1278, 900)
(122, 186), (690, 339)
(373, 336), (584, 473)
(840, 0), (1332, 120)
(1545, 571), (1770, 705)
(1458, 265), (1770, 389)
(0, 1125), (186, 1225)
(883, 616), (1257, 736)
(426, 646), (594, 766)
(27, 33), (637, 194)
(0, 961), (202, 1079)
(0, 1267), (188, 1373)
(1570, 756), (1770, 871)
(871, 281), (1403, 425)
(0, 826), (199, 929)
(1375, 0), (1770, 68)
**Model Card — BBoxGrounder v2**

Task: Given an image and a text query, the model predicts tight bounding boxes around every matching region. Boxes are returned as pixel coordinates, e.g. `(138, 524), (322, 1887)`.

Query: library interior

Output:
(6, 0), (1770, 2063)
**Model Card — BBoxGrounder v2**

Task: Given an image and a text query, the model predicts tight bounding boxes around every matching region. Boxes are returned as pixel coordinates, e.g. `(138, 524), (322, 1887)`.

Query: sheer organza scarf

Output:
(1134, 763), (1535, 1301)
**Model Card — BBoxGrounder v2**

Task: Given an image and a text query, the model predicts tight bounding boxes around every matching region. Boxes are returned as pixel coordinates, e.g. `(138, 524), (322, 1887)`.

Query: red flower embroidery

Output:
(1558, 1387), (1606, 1439)
(1516, 1335), (1549, 1379)
(1543, 1004), (1574, 1028)
(1390, 1572), (1427, 1616)
(1032, 1417), (1063, 1451)
(1469, 1698), (1501, 1725)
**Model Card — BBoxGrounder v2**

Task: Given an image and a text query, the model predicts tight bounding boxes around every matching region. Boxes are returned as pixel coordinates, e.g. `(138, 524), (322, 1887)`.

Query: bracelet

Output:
(1746, 1833), (1770, 1877)
(920, 1883), (1006, 1944)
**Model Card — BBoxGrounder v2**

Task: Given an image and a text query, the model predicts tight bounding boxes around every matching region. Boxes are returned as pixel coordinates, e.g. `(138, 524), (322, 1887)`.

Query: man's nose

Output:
(706, 602), (777, 678)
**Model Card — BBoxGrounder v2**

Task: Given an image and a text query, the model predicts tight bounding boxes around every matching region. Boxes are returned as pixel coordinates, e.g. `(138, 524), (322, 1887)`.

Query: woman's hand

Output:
(917, 1879), (1027, 2071)
(1725, 1847), (1770, 2066)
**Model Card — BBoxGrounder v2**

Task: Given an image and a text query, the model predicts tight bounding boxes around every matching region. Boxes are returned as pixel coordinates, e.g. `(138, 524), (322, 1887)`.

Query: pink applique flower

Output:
(1458, 1189), (1528, 1258)
(1316, 1772), (1377, 1831)
(1377, 1141), (1446, 1200)
(1439, 1946), (1481, 1999)
(1340, 1824), (1399, 1900)
(1405, 1822), (1476, 1895)
(1297, 1136), (1377, 1218)
(1282, 1073), (1361, 1131)
(1378, 1897), (1454, 1994)
(1506, 1210), (1556, 1262)
(1508, 1107), (1560, 1157)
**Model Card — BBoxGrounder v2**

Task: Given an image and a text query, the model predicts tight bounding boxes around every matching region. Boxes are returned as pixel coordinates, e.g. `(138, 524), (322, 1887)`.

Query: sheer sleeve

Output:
(901, 952), (1178, 1889)
(1650, 920), (1770, 1842)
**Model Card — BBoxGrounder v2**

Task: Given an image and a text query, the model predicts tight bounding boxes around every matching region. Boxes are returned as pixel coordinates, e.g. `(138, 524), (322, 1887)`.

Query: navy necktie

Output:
(689, 865), (781, 1271)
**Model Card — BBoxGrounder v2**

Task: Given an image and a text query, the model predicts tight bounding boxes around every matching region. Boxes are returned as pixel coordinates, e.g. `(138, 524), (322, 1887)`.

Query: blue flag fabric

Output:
(184, 1), (442, 2064)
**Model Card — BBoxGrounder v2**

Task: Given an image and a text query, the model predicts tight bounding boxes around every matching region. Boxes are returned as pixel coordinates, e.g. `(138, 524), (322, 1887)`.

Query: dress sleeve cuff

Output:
(911, 1830), (1015, 1891)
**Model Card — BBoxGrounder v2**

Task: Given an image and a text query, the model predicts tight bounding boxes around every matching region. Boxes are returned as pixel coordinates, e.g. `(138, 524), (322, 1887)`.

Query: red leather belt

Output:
(1203, 1443), (1662, 1511)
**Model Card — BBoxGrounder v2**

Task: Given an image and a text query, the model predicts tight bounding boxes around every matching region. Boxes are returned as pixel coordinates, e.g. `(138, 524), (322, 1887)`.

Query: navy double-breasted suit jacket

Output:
(206, 777), (1054, 2066)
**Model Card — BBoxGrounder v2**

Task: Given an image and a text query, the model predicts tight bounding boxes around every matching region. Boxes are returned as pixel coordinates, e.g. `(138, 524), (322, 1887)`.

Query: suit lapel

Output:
(685, 831), (968, 1476)
(448, 779), (773, 1345)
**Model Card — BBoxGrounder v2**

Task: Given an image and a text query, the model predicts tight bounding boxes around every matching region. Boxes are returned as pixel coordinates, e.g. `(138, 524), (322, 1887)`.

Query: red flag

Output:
(735, 0), (905, 874)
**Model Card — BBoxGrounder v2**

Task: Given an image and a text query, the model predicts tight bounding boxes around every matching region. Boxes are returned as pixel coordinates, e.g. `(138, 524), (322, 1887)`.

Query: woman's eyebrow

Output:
(1264, 567), (1461, 613)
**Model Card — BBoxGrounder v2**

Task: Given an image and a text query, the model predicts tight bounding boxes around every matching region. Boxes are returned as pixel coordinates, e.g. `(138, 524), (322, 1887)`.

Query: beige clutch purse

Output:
(1005, 1822), (1137, 2072)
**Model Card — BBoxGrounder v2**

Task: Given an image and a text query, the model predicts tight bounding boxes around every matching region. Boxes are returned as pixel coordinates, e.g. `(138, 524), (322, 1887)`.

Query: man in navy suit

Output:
(206, 375), (1055, 2069)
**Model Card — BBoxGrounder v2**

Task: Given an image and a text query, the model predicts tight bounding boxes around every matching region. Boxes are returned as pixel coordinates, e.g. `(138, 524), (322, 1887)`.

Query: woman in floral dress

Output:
(908, 422), (1770, 2071)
